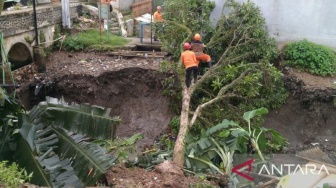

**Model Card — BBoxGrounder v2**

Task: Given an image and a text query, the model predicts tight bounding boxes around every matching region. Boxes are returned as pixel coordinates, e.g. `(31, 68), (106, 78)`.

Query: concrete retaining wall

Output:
(0, 3), (81, 37)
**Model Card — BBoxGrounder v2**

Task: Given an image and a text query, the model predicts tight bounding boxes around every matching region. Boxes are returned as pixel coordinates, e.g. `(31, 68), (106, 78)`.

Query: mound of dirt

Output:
(105, 163), (218, 188)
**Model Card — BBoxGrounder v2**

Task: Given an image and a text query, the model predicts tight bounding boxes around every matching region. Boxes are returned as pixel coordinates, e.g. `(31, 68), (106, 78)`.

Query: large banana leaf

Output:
(15, 137), (52, 187)
(28, 97), (120, 140)
(18, 115), (84, 187)
(55, 129), (117, 186)
(16, 97), (120, 187)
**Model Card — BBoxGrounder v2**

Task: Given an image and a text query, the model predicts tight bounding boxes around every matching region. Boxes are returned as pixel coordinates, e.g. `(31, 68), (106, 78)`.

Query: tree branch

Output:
(189, 69), (252, 127)
(189, 94), (235, 127)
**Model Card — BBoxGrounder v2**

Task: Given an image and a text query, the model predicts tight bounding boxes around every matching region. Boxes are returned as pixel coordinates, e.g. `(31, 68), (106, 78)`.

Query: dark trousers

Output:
(198, 61), (212, 75)
(186, 66), (198, 88)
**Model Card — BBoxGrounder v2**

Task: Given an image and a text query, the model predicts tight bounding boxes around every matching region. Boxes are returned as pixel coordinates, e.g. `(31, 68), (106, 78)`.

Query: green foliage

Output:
(206, 0), (279, 63)
(63, 37), (85, 51)
(160, 0), (287, 126)
(191, 61), (288, 127)
(63, 29), (129, 51)
(16, 97), (120, 187)
(0, 88), (22, 161)
(161, 0), (215, 60)
(283, 39), (336, 76)
(168, 116), (180, 134)
(52, 25), (62, 50)
(161, 61), (182, 114)
(186, 108), (286, 187)
(94, 133), (143, 162)
(0, 161), (32, 188)
(158, 134), (175, 151)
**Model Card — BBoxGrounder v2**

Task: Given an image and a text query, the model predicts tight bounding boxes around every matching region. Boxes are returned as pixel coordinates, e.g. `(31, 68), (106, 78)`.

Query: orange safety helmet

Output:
(184, 42), (191, 50)
(194, 33), (201, 41)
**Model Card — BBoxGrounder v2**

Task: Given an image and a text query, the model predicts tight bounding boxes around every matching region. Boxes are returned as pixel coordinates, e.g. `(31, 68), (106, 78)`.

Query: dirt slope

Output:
(263, 67), (336, 161)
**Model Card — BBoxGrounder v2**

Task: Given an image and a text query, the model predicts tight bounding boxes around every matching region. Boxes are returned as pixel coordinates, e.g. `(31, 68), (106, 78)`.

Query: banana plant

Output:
(185, 107), (286, 184)
(14, 96), (121, 187)
(0, 87), (21, 161)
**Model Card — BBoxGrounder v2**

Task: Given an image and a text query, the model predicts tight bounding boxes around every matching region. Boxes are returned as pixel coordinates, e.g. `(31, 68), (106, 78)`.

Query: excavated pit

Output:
(14, 52), (336, 159)
(263, 68), (336, 160)
(56, 68), (174, 148)
(14, 51), (177, 148)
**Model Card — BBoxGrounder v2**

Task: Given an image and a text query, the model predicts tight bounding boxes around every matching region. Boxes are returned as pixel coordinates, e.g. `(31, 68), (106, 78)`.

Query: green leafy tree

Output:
(160, 0), (287, 166)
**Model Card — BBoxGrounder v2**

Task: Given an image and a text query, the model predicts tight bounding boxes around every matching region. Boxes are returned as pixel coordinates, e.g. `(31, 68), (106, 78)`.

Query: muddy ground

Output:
(13, 51), (336, 187)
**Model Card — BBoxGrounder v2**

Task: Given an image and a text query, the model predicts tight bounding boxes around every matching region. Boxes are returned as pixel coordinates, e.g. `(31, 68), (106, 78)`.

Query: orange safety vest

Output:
(181, 50), (197, 69)
(153, 11), (163, 22)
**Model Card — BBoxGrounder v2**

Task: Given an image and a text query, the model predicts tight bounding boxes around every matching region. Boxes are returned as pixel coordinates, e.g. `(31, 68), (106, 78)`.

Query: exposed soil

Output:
(263, 67), (336, 161)
(14, 51), (218, 187)
(16, 51), (174, 149)
(13, 50), (336, 187)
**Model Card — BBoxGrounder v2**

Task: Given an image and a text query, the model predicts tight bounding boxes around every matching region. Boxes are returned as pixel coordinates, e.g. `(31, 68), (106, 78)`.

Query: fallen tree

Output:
(159, 0), (287, 167)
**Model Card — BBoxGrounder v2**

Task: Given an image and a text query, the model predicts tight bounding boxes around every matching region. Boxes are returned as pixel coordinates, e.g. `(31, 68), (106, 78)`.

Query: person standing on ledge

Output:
(153, 6), (164, 41)
(181, 43), (198, 88)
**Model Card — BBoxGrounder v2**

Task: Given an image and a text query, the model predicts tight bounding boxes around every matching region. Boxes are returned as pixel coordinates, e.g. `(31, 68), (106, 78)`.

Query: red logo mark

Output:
(232, 158), (254, 181)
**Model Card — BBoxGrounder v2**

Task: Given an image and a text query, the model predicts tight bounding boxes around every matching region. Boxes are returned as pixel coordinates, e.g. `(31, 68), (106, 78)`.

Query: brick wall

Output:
(0, 4), (81, 37)
(132, 0), (152, 18)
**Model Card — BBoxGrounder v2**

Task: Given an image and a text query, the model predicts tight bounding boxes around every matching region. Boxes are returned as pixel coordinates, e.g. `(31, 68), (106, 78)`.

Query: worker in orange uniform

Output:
(181, 43), (198, 88)
(191, 33), (212, 75)
(153, 6), (163, 22)
(153, 6), (164, 41)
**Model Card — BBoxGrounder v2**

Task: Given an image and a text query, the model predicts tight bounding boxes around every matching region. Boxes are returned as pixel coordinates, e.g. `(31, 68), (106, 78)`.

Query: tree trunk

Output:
(173, 87), (191, 166)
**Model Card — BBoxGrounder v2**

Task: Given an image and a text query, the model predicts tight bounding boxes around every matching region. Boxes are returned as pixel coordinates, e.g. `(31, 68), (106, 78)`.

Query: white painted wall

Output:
(209, 0), (336, 49)
(110, 0), (134, 11)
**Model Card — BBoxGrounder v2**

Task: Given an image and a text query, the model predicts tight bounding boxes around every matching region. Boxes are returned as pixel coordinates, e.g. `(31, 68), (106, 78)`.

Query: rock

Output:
(82, 5), (99, 18)
(154, 160), (183, 176)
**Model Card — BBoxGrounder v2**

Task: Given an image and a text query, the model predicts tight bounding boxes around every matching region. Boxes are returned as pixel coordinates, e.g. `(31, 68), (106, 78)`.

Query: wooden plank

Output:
(106, 51), (165, 58)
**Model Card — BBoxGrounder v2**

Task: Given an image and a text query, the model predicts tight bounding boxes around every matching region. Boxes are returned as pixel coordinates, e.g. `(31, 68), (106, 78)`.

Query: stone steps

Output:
(108, 14), (120, 35)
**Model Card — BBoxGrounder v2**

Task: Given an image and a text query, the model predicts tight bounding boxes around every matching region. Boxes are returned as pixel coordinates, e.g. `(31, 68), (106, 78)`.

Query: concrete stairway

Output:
(109, 13), (121, 35)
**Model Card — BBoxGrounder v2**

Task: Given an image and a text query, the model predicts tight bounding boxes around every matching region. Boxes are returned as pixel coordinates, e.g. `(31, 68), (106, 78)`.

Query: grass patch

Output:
(63, 29), (130, 51)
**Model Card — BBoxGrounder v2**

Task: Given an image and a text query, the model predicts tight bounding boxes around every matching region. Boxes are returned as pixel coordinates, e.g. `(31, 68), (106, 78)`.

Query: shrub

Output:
(283, 39), (336, 76)
(0, 161), (32, 187)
